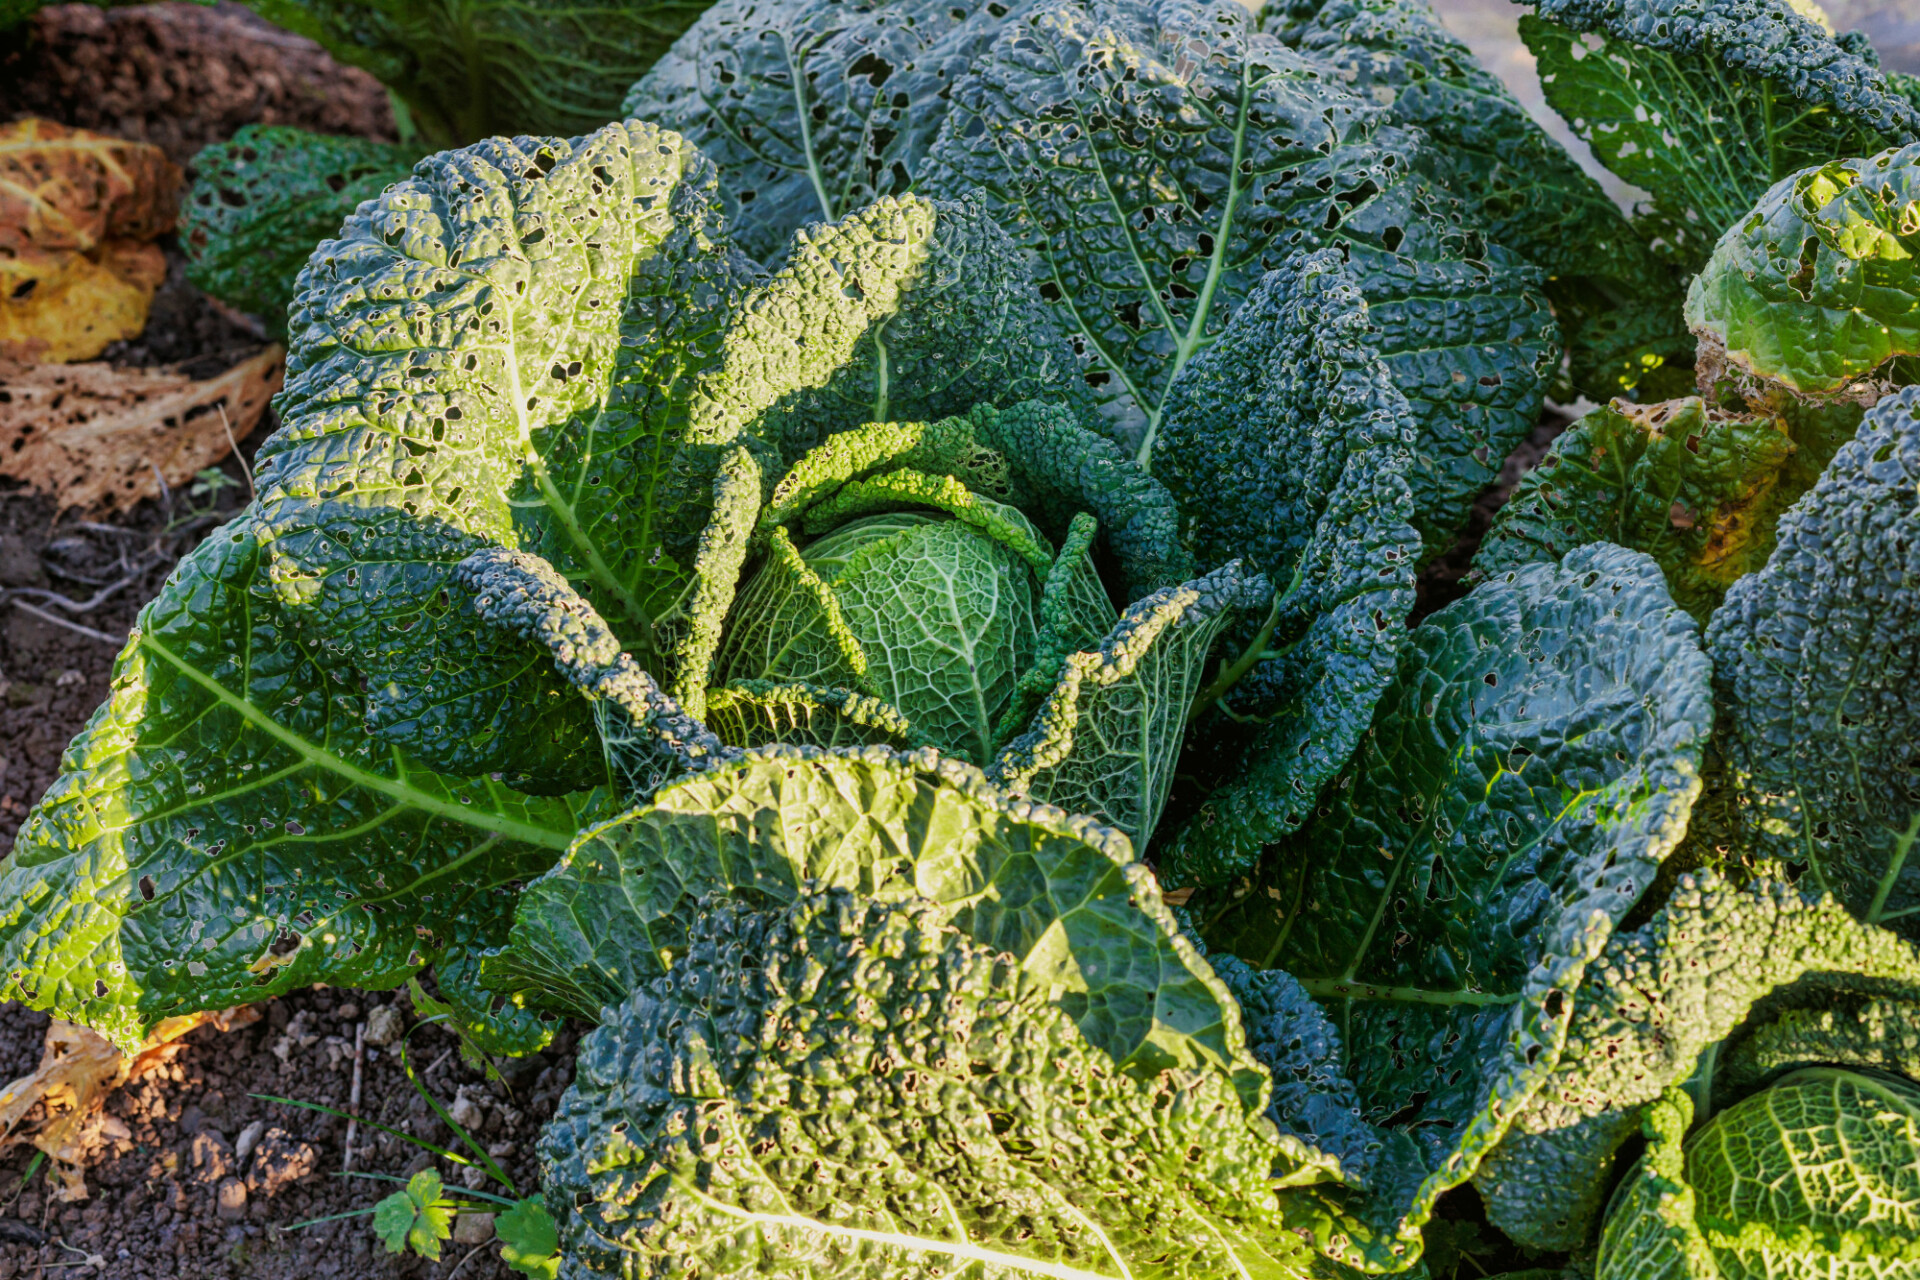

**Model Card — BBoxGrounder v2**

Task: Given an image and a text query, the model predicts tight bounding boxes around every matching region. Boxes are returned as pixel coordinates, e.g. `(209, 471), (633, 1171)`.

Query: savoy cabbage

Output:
(9, 2), (1920, 1278)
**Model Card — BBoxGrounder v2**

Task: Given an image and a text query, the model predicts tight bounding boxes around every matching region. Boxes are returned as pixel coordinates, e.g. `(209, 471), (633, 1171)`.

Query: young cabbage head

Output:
(1599, 1070), (1920, 1280)
(714, 415), (1118, 765)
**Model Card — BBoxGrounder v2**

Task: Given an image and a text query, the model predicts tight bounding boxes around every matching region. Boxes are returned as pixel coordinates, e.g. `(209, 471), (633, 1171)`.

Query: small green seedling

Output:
(261, 1016), (559, 1277)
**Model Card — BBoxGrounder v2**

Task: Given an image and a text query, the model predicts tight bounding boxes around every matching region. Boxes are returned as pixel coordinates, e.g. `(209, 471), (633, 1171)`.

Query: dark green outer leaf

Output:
(916, 0), (1556, 549)
(483, 744), (1271, 1107)
(181, 125), (417, 338)
(1271, 0), (1664, 301)
(540, 891), (1313, 1280)
(1154, 249), (1419, 887)
(1200, 543), (1714, 1271)
(1475, 875), (1920, 1252)
(260, 120), (753, 791)
(739, 194), (1102, 459)
(622, 0), (1023, 266)
(1705, 385), (1920, 935)
(1685, 143), (1920, 396)
(242, 0), (708, 145)
(1523, 0), (1920, 270)
(0, 526), (604, 1052)
(454, 547), (734, 796)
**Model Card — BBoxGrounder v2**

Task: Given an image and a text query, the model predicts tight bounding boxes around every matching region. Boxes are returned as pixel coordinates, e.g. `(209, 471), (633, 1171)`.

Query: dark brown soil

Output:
(0, 989), (580, 1280)
(0, 3), (395, 167)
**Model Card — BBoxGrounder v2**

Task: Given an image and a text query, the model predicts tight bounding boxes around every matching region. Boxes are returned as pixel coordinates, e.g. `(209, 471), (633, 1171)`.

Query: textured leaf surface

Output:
(1706, 386), (1920, 934)
(990, 561), (1267, 853)
(1594, 1090), (1718, 1280)
(623, 0), (1019, 264)
(1686, 143), (1920, 396)
(454, 547), (734, 797)
(1598, 1071), (1920, 1280)
(918, 0), (1556, 546)
(1523, 0), (1920, 271)
(539, 891), (1311, 1280)
(181, 125), (415, 338)
(0, 528), (601, 1051)
(737, 194), (1099, 457)
(703, 680), (922, 750)
(1476, 875), (1920, 1251)
(241, 0), (708, 145)
(484, 744), (1268, 1104)
(1473, 397), (1834, 622)
(1154, 250), (1420, 886)
(720, 512), (1045, 764)
(1199, 544), (1714, 1270)
(259, 120), (751, 791)
(1271, 0), (1662, 301)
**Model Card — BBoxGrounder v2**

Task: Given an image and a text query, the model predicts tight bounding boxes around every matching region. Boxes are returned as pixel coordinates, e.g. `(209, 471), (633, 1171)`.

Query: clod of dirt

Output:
(363, 1005), (405, 1047)
(245, 1127), (316, 1198)
(453, 1212), (496, 1245)
(215, 1176), (247, 1221)
(187, 1129), (234, 1186)
(0, 3), (397, 168)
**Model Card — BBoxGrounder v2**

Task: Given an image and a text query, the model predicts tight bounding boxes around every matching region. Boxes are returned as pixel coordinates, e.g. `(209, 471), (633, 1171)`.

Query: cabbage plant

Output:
(6, 1), (1920, 1277)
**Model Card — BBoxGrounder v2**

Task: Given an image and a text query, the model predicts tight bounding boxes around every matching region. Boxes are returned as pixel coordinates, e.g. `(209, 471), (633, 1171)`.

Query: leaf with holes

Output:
(1687, 142), (1920, 397)
(917, 0), (1557, 551)
(182, 125), (417, 337)
(1706, 385), (1920, 935)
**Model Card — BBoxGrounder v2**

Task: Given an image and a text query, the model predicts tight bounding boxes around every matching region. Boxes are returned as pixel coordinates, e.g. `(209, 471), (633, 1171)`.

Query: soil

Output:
(0, 3), (395, 168)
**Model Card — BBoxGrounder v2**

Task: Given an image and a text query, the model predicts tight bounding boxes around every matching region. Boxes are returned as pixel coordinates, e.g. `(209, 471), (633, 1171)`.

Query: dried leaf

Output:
(0, 1007), (260, 1200)
(0, 345), (283, 510)
(0, 240), (167, 363)
(0, 118), (179, 255)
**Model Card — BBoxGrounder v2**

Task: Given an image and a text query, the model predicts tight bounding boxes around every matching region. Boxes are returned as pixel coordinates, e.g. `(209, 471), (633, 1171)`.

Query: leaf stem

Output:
(1188, 590), (1280, 720)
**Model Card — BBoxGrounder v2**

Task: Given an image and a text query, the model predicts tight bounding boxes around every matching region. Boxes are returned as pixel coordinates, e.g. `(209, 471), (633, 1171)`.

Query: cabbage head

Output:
(714, 410), (1139, 765)
(1598, 1073), (1920, 1280)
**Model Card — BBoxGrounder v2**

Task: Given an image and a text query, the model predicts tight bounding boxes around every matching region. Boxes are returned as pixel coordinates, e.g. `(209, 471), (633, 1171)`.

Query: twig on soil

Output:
(7, 568), (148, 614)
(218, 404), (255, 502)
(443, 1243), (489, 1280)
(421, 1046), (455, 1080)
(341, 1021), (366, 1174)
(5, 599), (124, 646)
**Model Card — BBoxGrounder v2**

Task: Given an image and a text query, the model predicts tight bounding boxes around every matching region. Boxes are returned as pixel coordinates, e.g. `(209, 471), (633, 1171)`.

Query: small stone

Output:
(335, 1001), (359, 1020)
(485, 1140), (515, 1160)
(447, 1093), (485, 1132)
(96, 1115), (131, 1144)
(233, 1120), (266, 1164)
(452, 1212), (495, 1245)
(458, 1164), (490, 1191)
(363, 1004), (405, 1047)
(215, 1178), (248, 1222)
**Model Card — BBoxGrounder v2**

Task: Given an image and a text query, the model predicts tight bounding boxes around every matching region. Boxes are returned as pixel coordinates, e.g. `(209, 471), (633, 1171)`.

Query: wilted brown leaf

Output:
(0, 118), (179, 255)
(0, 345), (283, 510)
(0, 239), (166, 362)
(0, 1007), (261, 1200)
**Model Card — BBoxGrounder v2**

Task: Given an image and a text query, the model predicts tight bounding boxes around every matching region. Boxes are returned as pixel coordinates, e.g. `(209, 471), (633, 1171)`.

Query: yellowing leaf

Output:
(0, 239), (166, 363)
(0, 1007), (259, 1201)
(0, 118), (179, 255)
